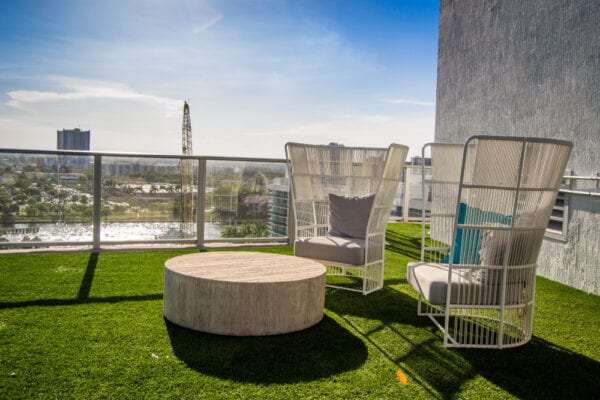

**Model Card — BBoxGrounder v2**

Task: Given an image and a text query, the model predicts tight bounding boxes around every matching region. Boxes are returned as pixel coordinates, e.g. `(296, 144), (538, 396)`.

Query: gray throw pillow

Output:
(478, 229), (539, 283)
(327, 193), (375, 239)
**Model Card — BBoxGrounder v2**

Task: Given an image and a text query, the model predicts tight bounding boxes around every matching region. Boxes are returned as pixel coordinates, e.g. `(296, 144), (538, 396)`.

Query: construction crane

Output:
(180, 101), (194, 237)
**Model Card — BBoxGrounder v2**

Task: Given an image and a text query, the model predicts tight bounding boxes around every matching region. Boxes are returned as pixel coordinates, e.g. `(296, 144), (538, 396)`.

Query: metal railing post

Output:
(287, 182), (295, 245)
(92, 155), (102, 250)
(196, 158), (206, 248)
(402, 166), (411, 222)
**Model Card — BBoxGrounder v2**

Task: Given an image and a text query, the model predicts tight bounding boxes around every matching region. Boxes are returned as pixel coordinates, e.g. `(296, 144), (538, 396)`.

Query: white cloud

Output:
(5, 76), (181, 117)
(236, 112), (435, 158)
(1, 76), (184, 153)
(379, 98), (435, 107)
(193, 13), (223, 34)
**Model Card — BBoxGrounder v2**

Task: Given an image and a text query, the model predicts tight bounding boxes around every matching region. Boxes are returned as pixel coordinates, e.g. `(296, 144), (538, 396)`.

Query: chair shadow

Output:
(458, 338), (600, 400)
(325, 286), (600, 400)
(165, 314), (368, 384)
(325, 285), (431, 329)
(385, 230), (422, 260)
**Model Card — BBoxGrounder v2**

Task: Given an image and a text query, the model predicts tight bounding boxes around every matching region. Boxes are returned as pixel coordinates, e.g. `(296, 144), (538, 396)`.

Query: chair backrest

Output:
(452, 136), (573, 269)
(421, 143), (464, 263)
(286, 143), (408, 243)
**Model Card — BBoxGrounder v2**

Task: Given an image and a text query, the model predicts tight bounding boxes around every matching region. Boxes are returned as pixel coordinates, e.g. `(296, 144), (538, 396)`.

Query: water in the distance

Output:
(1, 222), (223, 243)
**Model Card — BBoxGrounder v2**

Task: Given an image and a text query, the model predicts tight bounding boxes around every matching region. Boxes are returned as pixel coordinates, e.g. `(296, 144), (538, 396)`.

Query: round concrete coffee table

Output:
(163, 252), (326, 336)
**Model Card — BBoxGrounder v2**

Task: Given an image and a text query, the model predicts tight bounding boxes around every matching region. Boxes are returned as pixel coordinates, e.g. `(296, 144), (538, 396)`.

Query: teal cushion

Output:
(443, 203), (512, 264)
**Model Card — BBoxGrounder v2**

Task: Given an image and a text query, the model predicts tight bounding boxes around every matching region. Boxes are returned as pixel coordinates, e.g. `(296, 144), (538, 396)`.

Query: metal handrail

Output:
(561, 173), (600, 197)
(559, 189), (600, 198)
(563, 175), (600, 181)
(0, 147), (285, 163)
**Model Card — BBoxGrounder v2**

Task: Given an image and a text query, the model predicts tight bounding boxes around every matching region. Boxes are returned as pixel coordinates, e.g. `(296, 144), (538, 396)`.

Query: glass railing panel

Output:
(100, 156), (193, 242)
(205, 160), (288, 240)
(0, 152), (94, 244)
(393, 165), (432, 221)
(407, 165), (428, 219)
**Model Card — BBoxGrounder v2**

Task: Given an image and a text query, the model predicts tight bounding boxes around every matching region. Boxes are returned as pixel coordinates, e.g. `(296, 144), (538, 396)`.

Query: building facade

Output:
(57, 128), (90, 151)
(435, 0), (599, 294)
(56, 128), (91, 169)
(267, 184), (289, 237)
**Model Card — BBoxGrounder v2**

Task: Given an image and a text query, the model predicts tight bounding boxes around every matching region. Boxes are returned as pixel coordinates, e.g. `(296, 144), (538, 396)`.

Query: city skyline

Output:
(0, 0), (439, 158)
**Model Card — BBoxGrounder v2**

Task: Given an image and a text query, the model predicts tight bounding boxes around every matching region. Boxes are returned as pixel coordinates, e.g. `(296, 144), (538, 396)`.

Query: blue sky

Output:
(0, 0), (439, 158)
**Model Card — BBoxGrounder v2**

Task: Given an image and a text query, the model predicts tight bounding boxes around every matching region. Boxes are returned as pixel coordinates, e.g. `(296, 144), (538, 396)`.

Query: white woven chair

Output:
(408, 136), (572, 348)
(286, 142), (408, 295)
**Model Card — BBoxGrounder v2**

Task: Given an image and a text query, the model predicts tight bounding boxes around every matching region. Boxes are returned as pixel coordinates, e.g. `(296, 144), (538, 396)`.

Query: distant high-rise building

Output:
(267, 182), (289, 237)
(57, 128), (90, 151)
(56, 128), (90, 169)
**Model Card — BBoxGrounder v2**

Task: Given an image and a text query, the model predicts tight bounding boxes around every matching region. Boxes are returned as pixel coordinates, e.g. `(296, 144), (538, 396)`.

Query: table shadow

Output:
(165, 314), (368, 384)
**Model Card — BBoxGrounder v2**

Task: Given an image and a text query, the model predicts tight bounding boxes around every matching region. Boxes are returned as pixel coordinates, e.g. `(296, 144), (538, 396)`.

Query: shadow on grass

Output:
(77, 252), (98, 301)
(325, 286), (600, 400)
(165, 314), (368, 384)
(385, 229), (422, 261)
(325, 285), (431, 329)
(326, 287), (471, 398)
(0, 294), (163, 309)
(458, 338), (600, 400)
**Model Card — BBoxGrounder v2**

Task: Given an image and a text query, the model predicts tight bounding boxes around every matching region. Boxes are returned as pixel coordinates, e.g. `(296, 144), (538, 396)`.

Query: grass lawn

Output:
(1, 222), (599, 399)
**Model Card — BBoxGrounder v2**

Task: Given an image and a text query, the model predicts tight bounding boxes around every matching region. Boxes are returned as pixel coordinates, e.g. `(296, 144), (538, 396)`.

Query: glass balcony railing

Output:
(0, 148), (289, 249)
(0, 147), (438, 250)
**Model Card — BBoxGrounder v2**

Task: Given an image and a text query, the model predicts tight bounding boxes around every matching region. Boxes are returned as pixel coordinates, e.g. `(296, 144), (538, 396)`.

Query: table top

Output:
(164, 251), (326, 283)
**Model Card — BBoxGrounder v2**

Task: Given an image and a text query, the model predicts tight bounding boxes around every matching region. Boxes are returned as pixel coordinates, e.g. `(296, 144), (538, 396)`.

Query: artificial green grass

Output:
(0, 223), (598, 399)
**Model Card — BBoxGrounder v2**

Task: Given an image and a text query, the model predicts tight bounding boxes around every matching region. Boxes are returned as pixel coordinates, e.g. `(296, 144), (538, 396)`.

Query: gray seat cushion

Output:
(407, 262), (524, 306)
(295, 236), (365, 266)
(408, 262), (474, 305)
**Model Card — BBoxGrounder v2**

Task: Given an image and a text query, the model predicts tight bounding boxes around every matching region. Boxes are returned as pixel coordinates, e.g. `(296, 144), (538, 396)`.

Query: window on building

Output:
(545, 171), (570, 241)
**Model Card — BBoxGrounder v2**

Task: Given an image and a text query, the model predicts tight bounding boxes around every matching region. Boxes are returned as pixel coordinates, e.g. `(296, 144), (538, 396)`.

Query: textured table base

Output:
(164, 252), (326, 336)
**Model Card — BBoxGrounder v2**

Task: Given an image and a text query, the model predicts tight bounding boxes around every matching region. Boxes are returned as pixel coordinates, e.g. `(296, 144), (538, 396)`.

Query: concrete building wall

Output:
(435, 0), (599, 294)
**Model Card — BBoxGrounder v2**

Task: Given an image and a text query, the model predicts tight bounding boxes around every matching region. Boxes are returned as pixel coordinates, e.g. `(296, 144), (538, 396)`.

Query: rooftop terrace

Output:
(1, 223), (598, 399)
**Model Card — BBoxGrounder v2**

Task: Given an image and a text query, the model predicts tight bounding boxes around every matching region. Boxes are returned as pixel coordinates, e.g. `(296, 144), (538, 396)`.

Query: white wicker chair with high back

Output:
(286, 142), (408, 295)
(408, 136), (572, 348)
